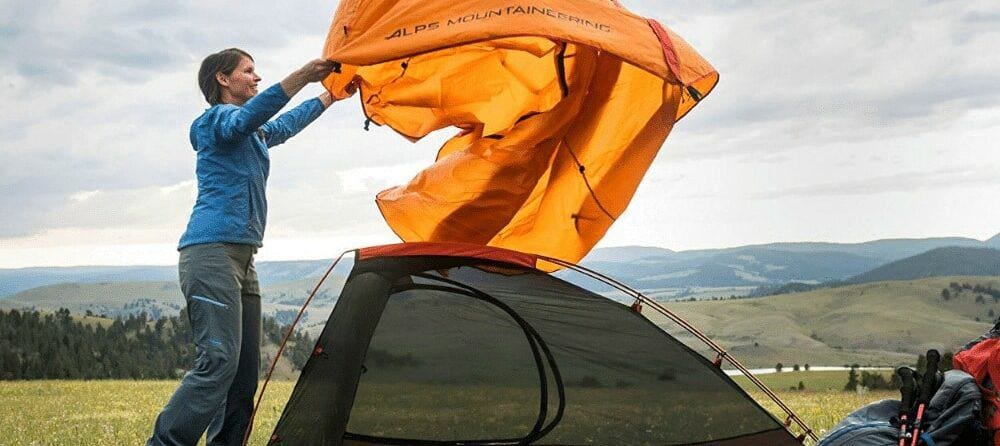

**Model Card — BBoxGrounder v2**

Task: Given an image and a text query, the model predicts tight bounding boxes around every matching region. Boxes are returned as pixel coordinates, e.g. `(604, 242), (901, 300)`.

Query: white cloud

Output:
(2, 0), (999, 266)
(69, 190), (101, 202)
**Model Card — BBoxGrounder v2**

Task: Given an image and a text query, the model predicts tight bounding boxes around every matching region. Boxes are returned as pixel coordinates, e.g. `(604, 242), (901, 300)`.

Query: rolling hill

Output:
(4, 235), (997, 297)
(0, 273), (350, 334)
(6, 273), (997, 369)
(651, 276), (999, 368)
(0, 266), (179, 298)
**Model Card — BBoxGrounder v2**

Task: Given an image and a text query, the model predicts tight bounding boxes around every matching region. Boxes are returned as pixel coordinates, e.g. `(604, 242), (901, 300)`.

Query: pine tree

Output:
(844, 367), (859, 391)
(0, 308), (323, 380)
(941, 352), (954, 372)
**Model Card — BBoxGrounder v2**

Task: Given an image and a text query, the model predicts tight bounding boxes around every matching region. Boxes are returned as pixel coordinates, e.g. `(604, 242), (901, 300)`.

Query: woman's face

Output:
(218, 56), (260, 105)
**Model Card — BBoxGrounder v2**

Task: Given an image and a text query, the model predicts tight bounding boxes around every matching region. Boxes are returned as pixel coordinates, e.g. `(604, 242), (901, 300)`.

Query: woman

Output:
(147, 48), (355, 446)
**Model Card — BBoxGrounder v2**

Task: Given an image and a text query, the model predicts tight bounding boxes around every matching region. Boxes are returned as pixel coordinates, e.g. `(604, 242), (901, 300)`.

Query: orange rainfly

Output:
(321, 0), (718, 266)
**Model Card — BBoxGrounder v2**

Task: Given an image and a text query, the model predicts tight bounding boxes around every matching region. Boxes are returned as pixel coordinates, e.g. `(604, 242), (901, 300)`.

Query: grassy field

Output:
(0, 381), (294, 446)
(0, 376), (894, 445)
(6, 275), (999, 367)
(732, 369), (890, 392)
(736, 370), (897, 440)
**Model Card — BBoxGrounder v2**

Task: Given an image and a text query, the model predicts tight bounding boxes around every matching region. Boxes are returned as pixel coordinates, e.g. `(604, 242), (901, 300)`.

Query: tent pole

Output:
(539, 255), (818, 443)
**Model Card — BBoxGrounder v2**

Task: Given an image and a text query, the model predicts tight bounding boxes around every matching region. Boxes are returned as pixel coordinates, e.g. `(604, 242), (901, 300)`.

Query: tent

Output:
(261, 242), (812, 445)
(320, 0), (719, 265)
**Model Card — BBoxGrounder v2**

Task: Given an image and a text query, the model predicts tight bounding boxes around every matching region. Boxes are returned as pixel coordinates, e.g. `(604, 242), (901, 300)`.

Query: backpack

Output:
(817, 370), (988, 446)
(954, 323), (1000, 445)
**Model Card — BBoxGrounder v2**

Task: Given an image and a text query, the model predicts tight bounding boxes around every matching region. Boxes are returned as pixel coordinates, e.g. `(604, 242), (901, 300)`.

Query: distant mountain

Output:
(850, 247), (1000, 284)
(3, 235), (996, 298)
(577, 236), (997, 292)
(583, 247), (880, 289)
(584, 245), (675, 263)
(987, 233), (1000, 248)
(0, 259), (334, 297)
(683, 237), (987, 264)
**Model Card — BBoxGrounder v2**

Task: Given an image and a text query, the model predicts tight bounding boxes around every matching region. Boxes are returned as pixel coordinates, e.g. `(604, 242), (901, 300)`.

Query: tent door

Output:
(342, 273), (564, 445)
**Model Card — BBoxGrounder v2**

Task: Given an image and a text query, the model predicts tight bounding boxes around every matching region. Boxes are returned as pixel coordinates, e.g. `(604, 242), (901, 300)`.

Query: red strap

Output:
(630, 301), (643, 313)
(606, 2), (683, 84)
(358, 242), (538, 269)
(645, 19), (683, 84)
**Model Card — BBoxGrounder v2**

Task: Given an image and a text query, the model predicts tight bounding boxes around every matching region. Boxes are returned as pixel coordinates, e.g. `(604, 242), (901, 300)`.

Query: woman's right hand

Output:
(296, 59), (338, 83)
(280, 58), (338, 98)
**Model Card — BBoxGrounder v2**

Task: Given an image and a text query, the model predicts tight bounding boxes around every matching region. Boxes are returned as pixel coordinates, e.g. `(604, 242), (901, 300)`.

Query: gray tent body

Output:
(267, 244), (804, 445)
(817, 370), (986, 446)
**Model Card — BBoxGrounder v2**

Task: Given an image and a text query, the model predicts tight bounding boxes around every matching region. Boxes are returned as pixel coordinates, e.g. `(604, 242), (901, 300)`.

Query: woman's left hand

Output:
(319, 78), (360, 108)
(319, 92), (335, 108)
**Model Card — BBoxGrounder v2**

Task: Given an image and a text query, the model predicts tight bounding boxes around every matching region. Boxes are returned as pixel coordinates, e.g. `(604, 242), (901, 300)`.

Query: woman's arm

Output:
(259, 98), (325, 148)
(214, 59), (337, 143)
(260, 80), (358, 148)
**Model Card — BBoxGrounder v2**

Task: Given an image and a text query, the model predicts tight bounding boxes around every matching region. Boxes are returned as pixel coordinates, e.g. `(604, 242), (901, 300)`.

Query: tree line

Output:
(941, 282), (1000, 303)
(843, 351), (955, 392)
(0, 308), (314, 380)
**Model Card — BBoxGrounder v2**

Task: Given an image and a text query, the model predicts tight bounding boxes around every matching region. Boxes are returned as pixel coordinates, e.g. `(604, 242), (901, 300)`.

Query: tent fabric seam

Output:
(357, 242), (539, 269)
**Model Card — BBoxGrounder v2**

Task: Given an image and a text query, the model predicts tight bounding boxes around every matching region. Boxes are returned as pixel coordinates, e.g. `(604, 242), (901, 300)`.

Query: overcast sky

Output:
(2, 0), (998, 268)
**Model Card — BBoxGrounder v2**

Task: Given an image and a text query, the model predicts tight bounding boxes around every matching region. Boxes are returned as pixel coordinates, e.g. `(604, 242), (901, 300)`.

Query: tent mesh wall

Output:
(269, 255), (798, 445)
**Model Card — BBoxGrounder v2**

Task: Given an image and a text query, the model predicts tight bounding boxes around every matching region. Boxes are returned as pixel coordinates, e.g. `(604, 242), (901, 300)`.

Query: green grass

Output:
(751, 389), (896, 441)
(0, 380), (295, 446)
(732, 370), (893, 392)
(0, 380), (894, 445)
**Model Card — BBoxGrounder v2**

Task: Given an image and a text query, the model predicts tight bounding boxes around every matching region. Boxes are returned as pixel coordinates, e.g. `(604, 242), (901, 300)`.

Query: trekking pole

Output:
(909, 349), (940, 446)
(896, 367), (915, 446)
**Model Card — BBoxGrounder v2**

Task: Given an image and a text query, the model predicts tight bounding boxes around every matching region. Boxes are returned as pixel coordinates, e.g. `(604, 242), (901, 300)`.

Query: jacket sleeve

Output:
(214, 84), (292, 143)
(260, 97), (326, 148)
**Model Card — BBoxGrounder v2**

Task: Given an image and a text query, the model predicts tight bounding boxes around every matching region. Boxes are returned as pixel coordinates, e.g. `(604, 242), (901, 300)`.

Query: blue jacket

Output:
(179, 84), (326, 250)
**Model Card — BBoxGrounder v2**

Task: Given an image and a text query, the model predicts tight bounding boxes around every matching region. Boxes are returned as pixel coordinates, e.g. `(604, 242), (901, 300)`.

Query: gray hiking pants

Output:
(148, 243), (261, 446)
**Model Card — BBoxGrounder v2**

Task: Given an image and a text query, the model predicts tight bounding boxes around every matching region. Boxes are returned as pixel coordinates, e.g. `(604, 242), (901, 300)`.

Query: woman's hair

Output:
(198, 48), (253, 105)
